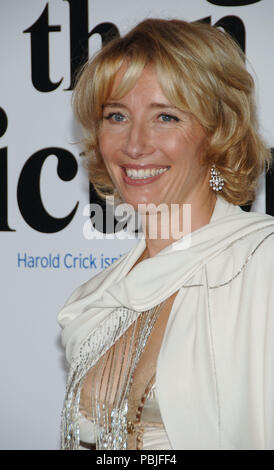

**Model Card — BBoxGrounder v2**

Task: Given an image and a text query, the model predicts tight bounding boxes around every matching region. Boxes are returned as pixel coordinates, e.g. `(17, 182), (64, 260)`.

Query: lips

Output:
(121, 165), (170, 185)
(121, 164), (170, 170)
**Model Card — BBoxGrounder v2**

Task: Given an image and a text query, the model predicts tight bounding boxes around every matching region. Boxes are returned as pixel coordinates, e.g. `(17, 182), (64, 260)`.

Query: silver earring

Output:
(209, 164), (224, 192)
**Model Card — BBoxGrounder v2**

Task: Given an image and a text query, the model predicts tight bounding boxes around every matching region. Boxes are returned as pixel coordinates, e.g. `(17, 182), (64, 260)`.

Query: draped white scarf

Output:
(58, 195), (274, 364)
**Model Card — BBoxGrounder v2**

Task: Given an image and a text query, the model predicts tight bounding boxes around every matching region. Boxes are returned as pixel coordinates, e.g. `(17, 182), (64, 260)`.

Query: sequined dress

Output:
(78, 380), (172, 450)
(61, 295), (176, 450)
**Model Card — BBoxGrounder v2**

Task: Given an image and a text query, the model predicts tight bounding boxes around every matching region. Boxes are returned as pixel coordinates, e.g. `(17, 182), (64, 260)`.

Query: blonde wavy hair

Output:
(73, 17), (272, 206)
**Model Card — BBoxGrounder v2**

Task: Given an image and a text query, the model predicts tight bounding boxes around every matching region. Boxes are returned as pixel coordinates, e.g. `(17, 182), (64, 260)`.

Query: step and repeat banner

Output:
(1, 0), (274, 449)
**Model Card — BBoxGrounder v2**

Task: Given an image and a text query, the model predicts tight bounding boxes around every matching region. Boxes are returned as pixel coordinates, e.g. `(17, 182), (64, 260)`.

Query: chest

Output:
(79, 290), (178, 449)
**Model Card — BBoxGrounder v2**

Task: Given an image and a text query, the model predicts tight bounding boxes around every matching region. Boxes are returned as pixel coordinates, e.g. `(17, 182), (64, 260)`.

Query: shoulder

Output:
(205, 213), (274, 288)
(63, 250), (129, 306)
(57, 250), (129, 329)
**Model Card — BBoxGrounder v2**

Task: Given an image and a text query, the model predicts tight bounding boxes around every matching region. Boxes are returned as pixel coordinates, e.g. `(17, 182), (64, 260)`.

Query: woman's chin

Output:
(121, 196), (164, 212)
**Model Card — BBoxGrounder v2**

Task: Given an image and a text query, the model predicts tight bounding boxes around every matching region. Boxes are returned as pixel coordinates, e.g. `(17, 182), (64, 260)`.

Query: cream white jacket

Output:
(58, 195), (274, 450)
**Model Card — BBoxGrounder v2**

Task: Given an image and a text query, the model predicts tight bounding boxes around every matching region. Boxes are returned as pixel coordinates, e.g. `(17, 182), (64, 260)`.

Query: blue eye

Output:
(159, 114), (180, 122)
(104, 112), (125, 122)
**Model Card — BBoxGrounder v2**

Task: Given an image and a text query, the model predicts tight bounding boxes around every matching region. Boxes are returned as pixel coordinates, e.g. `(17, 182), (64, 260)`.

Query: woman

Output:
(57, 18), (274, 450)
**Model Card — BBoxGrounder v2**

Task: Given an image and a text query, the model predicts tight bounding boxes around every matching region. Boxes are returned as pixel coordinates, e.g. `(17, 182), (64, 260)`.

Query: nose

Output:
(122, 120), (154, 159)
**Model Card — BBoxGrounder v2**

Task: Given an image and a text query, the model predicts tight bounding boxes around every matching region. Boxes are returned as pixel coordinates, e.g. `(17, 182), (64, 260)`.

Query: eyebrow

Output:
(102, 102), (180, 111)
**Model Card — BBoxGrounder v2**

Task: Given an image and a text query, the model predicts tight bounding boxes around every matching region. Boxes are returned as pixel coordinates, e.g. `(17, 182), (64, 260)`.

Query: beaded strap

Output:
(61, 302), (165, 450)
(127, 375), (163, 450)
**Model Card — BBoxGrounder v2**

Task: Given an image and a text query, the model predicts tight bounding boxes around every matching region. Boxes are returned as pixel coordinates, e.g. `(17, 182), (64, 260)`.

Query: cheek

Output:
(98, 135), (121, 185)
(168, 129), (207, 166)
(162, 134), (195, 165)
(98, 133), (114, 162)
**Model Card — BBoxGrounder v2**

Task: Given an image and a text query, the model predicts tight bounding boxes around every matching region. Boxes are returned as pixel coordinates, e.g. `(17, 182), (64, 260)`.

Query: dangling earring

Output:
(209, 164), (224, 192)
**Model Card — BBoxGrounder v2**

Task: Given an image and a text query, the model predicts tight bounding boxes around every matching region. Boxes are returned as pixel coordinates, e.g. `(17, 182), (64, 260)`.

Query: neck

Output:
(141, 193), (217, 258)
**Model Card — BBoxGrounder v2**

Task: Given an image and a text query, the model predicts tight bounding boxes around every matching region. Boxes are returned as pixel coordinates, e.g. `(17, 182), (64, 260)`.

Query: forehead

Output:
(108, 62), (168, 103)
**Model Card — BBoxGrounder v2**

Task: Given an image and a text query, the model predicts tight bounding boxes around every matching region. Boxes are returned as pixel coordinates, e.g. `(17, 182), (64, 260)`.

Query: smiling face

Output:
(98, 64), (212, 212)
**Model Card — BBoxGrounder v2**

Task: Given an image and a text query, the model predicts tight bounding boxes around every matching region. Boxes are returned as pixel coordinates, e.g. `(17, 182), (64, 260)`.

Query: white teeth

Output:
(125, 167), (169, 179)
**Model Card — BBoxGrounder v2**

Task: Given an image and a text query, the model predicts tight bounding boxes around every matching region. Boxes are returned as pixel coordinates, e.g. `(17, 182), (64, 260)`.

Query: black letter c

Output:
(17, 147), (78, 233)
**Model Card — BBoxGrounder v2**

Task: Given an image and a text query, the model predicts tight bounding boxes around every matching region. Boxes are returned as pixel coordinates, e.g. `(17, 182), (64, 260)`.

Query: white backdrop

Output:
(1, 0), (274, 450)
